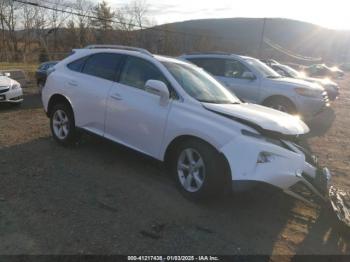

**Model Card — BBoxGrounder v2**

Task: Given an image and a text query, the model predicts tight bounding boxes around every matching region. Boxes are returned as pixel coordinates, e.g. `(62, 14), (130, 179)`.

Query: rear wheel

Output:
(170, 139), (227, 200)
(50, 103), (78, 146)
(263, 97), (297, 115)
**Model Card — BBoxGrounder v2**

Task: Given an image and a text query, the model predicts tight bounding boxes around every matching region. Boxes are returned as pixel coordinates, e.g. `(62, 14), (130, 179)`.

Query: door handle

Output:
(110, 93), (123, 101)
(68, 80), (78, 87)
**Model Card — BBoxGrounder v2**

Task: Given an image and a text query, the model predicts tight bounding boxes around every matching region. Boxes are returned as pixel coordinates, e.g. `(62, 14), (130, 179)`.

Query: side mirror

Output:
(242, 71), (256, 80)
(145, 80), (170, 106)
(5, 72), (11, 77)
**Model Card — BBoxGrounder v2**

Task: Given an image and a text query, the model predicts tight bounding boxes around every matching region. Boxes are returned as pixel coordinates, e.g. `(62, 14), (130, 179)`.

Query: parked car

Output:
(0, 69), (29, 88)
(305, 64), (344, 78)
(0, 72), (23, 104)
(259, 59), (279, 67)
(35, 61), (58, 91)
(42, 45), (331, 204)
(271, 63), (340, 100)
(180, 53), (329, 119)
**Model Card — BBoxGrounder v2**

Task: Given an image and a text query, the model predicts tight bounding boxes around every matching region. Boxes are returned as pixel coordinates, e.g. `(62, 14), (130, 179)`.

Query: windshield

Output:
(278, 65), (300, 78)
(163, 62), (240, 104)
(244, 58), (281, 78)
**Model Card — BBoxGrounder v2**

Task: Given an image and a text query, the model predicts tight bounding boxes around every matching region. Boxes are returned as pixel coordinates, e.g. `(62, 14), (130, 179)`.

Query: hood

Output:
(300, 77), (338, 87)
(269, 77), (323, 91)
(203, 102), (309, 137)
(0, 76), (12, 88)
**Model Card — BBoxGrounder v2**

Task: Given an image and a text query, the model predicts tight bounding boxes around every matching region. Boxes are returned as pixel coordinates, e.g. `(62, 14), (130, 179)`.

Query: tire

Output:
(50, 103), (78, 146)
(263, 97), (297, 115)
(169, 139), (227, 200)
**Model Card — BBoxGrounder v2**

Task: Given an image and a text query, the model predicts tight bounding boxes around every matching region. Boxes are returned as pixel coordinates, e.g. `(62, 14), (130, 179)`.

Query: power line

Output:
(264, 37), (321, 62)
(13, 0), (236, 43)
(13, 0), (323, 62)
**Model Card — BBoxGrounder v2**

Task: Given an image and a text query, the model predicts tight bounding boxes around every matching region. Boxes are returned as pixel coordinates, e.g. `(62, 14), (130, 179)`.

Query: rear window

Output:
(67, 57), (88, 72)
(82, 53), (123, 81)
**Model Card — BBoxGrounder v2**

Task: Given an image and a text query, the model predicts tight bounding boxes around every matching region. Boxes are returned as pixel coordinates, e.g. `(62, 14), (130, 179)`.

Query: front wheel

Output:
(263, 97), (297, 115)
(170, 139), (227, 200)
(50, 103), (78, 146)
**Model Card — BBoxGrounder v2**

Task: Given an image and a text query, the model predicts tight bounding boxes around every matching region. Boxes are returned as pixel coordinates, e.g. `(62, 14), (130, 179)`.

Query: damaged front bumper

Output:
(222, 133), (335, 202)
(222, 133), (350, 227)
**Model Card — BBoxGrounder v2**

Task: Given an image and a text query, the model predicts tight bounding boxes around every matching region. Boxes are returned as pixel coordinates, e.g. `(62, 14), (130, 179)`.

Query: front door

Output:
(104, 56), (172, 158)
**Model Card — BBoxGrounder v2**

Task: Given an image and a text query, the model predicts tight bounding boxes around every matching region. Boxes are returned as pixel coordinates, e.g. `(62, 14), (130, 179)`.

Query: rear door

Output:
(66, 53), (124, 136)
(104, 55), (172, 158)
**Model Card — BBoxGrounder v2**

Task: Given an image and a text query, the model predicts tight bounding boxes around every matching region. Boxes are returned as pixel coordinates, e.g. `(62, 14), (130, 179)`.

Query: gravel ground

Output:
(0, 76), (349, 258)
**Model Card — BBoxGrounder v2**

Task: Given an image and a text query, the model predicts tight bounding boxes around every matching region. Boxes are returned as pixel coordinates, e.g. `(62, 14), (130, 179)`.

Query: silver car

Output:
(180, 53), (329, 119)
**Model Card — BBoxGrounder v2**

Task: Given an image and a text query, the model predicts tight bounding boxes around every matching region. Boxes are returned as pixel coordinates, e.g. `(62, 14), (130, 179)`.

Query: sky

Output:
(108, 0), (350, 30)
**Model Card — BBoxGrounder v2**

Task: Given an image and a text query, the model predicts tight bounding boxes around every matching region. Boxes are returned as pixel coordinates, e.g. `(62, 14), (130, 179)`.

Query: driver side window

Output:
(119, 56), (169, 90)
(224, 59), (251, 79)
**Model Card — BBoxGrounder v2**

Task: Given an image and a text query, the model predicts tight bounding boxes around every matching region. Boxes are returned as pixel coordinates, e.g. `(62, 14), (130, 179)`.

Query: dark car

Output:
(35, 61), (58, 91)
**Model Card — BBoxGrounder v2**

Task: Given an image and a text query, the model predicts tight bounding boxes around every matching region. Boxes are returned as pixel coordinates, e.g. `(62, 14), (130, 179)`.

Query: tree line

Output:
(0, 0), (218, 63)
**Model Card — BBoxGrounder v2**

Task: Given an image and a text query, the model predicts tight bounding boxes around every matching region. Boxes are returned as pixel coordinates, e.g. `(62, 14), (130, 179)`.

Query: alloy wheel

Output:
(177, 148), (206, 192)
(52, 109), (70, 140)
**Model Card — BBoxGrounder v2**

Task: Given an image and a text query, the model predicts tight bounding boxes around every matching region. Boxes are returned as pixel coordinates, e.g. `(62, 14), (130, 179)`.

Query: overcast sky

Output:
(108, 0), (350, 30)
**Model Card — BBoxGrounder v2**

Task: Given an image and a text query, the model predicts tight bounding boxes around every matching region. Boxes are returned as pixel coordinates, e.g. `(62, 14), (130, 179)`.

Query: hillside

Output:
(148, 18), (350, 64)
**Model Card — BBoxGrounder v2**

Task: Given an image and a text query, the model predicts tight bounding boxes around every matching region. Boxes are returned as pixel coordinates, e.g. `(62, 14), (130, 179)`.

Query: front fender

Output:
(220, 135), (306, 190)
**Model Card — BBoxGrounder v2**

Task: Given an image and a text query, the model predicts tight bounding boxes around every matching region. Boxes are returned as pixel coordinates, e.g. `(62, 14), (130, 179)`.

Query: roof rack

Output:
(183, 51), (233, 56)
(84, 45), (153, 56)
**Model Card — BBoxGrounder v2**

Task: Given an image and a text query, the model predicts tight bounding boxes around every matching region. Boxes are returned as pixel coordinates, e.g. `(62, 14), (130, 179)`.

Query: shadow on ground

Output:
(306, 108), (336, 138)
(0, 134), (349, 256)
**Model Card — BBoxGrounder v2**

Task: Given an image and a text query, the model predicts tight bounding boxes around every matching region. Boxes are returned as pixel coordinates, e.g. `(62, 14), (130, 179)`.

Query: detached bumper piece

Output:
(288, 167), (330, 206)
(329, 186), (350, 227)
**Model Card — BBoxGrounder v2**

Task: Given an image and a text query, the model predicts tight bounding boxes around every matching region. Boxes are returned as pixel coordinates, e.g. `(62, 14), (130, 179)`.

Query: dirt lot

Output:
(0, 76), (350, 258)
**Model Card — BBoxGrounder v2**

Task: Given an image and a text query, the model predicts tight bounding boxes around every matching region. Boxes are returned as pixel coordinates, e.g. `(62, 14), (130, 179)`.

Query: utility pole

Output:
(258, 18), (267, 59)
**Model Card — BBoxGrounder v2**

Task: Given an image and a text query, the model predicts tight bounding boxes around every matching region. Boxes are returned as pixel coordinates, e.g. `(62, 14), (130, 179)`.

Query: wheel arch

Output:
(262, 95), (297, 111)
(47, 94), (74, 118)
(163, 135), (231, 184)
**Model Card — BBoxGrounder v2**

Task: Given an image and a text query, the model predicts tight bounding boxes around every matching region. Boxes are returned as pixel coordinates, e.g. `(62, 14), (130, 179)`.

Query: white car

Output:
(0, 72), (23, 104)
(42, 45), (331, 203)
(180, 53), (330, 119)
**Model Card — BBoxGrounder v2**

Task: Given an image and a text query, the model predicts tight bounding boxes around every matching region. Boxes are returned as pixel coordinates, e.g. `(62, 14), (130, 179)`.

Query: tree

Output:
(72, 0), (94, 47)
(92, 0), (114, 42)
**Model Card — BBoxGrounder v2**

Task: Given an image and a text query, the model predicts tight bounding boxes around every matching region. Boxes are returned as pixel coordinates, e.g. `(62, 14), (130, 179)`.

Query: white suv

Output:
(42, 45), (331, 203)
(180, 53), (330, 119)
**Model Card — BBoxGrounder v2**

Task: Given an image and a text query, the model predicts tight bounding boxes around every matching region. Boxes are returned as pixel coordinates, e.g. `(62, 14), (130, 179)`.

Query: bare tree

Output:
(21, 3), (38, 62)
(46, 0), (71, 51)
(0, 0), (21, 61)
(72, 0), (94, 47)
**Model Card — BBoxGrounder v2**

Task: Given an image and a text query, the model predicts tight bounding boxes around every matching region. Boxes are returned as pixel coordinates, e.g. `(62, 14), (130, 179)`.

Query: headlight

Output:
(11, 83), (21, 90)
(257, 152), (276, 164)
(294, 87), (321, 97)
